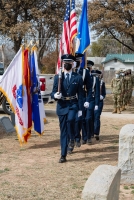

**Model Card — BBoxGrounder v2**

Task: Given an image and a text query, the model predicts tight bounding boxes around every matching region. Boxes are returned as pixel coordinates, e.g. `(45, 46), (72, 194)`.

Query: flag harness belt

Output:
(61, 95), (77, 100)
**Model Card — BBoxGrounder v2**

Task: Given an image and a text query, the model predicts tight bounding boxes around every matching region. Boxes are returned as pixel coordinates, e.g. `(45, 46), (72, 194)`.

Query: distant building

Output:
(102, 54), (134, 71)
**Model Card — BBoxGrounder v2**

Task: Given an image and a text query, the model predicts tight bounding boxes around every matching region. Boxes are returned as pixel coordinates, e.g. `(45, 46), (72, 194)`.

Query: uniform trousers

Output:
(75, 109), (87, 142)
(58, 109), (77, 156)
(113, 93), (122, 108)
(85, 100), (95, 140)
(75, 115), (82, 142)
(94, 100), (103, 135)
(75, 98), (87, 142)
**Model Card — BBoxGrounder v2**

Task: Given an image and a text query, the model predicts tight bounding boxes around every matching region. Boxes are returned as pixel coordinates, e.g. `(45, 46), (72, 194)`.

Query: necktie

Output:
(66, 73), (70, 86)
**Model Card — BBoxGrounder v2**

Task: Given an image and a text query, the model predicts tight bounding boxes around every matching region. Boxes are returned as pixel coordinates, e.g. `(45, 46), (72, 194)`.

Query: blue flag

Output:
(76, 0), (90, 68)
(30, 48), (45, 135)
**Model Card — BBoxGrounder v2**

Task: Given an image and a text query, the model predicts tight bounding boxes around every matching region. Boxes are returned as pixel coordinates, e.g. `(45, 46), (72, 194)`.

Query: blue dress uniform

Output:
(85, 69), (100, 144)
(75, 67), (92, 145)
(51, 54), (83, 163)
(94, 77), (106, 140)
(74, 53), (92, 147)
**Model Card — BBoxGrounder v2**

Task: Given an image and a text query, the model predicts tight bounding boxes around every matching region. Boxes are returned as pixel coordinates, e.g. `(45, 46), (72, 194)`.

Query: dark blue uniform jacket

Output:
(51, 72), (84, 116)
(87, 74), (100, 105)
(78, 68), (92, 100)
(100, 81), (106, 99)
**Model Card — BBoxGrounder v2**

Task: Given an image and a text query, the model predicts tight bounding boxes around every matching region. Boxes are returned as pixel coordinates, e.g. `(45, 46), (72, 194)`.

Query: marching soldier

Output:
(74, 53), (92, 148)
(93, 71), (106, 140)
(111, 70), (124, 114)
(87, 60), (94, 76)
(84, 67), (100, 144)
(126, 69), (133, 106)
(51, 54), (83, 163)
(86, 60), (95, 139)
(119, 70), (127, 111)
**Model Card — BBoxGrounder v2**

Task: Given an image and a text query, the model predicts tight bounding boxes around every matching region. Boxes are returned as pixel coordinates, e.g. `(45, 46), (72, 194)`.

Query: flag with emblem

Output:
(30, 47), (45, 135)
(56, 0), (71, 73)
(0, 47), (32, 144)
(75, 0), (90, 68)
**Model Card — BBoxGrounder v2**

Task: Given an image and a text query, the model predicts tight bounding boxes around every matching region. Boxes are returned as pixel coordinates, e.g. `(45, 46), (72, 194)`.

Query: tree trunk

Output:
(13, 37), (22, 53)
(38, 44), (46, 69)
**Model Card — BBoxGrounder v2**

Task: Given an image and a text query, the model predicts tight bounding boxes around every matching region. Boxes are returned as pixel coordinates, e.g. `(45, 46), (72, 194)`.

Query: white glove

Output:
(94, 105), (98, 110)
(78, 110), (82, 117)
(54, 92), (62, 99)
(84, 102), (89, 108)
(100, 95), (103, 100)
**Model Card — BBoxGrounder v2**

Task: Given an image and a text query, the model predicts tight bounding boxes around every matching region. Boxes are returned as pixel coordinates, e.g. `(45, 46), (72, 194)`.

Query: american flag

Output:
(70, 0), (77, 55)
(56, 0), (70, 73)
(56, 0), (78, 73)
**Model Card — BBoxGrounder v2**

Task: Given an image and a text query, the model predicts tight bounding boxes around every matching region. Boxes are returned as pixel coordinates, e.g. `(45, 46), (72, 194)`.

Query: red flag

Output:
(70, 0), (78, 55)
(23, 49), (32, 142)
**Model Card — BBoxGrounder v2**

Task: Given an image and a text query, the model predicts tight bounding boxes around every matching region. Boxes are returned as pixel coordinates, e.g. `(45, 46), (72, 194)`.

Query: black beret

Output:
(75, 53), (84, 61)
(61, 54), (76, 62)
(91, 69), (102, 75)
(87, 60), (94, 66)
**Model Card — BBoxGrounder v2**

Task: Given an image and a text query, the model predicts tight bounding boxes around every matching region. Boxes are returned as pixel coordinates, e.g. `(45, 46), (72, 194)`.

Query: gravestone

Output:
(0, 116), (15, 133)
(82, 165), (121, 200)
(118, 124), (134, 184)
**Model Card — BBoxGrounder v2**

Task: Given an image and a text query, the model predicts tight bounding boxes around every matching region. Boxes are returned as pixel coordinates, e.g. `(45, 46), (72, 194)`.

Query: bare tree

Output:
(88, 0), (134, 52)
(0, 0), (66, 69)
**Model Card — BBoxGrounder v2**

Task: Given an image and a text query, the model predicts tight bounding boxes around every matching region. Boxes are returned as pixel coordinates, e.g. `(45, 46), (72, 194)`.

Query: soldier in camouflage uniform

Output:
(126, 69), (133, 106)
(119, 70), (126, 111)
(128, 69), (134, 105)
(111, 70), (124, 114)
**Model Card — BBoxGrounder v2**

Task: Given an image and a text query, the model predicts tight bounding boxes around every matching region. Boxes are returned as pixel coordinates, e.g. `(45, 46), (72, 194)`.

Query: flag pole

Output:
(85, 51), (87, 68)
(57, 60), (62, 94)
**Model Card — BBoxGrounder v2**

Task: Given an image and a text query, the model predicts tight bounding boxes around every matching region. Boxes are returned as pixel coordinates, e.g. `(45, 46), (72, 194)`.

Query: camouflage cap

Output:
(115, 70), (120, 74)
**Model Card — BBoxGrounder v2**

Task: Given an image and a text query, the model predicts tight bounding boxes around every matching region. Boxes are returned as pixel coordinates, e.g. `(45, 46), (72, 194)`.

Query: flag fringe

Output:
(34, 130), (45, 136)
(0, 87), (15, 113)
(15, 125), (31, 145)
(83, 44), (90, 54)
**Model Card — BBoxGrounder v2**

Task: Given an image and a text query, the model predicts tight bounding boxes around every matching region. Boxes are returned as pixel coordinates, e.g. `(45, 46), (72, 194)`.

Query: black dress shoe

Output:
(81, 140), (87, 145)
(75, 141), (81, 147)
(87, 139), (92, 145)
(59, 156), (67, 163)
(67, 145), (74, 154)
(95, 135), (99, 141)
(68, 140), (75, 148)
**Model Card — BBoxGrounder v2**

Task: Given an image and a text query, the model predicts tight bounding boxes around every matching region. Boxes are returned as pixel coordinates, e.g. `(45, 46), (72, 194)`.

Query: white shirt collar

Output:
(64, 70), (72, 78)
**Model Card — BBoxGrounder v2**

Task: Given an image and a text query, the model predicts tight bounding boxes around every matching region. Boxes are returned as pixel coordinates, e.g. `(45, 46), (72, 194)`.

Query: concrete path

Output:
(45, 109), (134, 120)
(102, 112), (134, 119)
